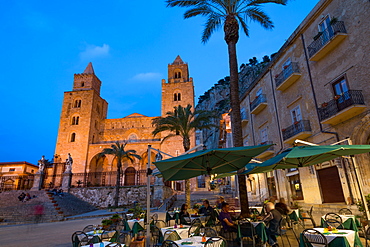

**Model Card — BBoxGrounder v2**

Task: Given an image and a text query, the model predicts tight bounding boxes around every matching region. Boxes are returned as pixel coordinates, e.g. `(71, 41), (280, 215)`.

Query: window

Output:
(256, 88), (263, 97)
(282, 58), (291, 70)
(9, 168), (15, 172)
(70, 133), (76, 142)
(71, 116), (79, 125)
(81, 82), (84, 87)
(129, 133), (138, 140)
(74, 100), (81, 108)
(174, 93), (177, 101)
(177, 93), (181, 101)
(318, 15), (334, 43)
(260, 128), (268, 143)
(290, 105), (302, 123)
(174, 93), (181, 101)
(333, 77), (349, 95)
(174, 71), (182, 79)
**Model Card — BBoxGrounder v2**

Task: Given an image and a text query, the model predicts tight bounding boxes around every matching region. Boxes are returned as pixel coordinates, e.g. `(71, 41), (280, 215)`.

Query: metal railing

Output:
(307, 21), (347, 58)
(275, 62), (300, 87)
(94, 138), (161, 144)
(250, 94), (267, 112)
(318, 90), (365, 121)
(282, 120), (312, 141)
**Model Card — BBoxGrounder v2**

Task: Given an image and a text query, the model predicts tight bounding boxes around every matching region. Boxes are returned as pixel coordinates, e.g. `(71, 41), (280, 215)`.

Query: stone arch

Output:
(3, 178), (15, 190)
(140, 151), (157, 170)
(74, 98), (82, 108)
(174, 69), (182, 79)
(88, 154), (110, 186)
(124, 167), (136, 186)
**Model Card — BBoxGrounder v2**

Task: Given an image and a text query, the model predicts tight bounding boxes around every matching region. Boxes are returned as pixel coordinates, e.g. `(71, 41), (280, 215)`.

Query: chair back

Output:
(338, 208), (352, 215)
(119, 232), (132, 246)
(205, 236), (227, 247)
(204, 227), (217, 237)
(302, 229), (328, 247)
(150, 225), (164, 245)
(324, 212), (342, 223)
(162, 240), (180, 247)
(152, 213), (159, 221)
(188, 225), (201, 237)
(82, 225), (94, 232)
(191, 218), (202, 226)
(181, 216), (191, 225)
(365, 225), (370, 247)
(325, 219), (344, 229)
(163, 230), (181, 241)
(71, 231), (89, 247)
(155, 220), (167, 229)
(106, 242), (122, 247)
(238, 219), (256, 238)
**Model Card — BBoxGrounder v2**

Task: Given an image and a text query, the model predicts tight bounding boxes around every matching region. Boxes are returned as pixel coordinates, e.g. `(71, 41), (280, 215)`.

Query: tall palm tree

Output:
(166, 0), (286, 216)
(99, 141), (141, 208)
(152, 104), (217, 206)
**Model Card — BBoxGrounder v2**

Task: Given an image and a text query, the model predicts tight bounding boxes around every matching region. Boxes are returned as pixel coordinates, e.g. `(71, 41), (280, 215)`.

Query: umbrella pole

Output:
(350, 154), (370, 222)
(146, 145), (151, 247)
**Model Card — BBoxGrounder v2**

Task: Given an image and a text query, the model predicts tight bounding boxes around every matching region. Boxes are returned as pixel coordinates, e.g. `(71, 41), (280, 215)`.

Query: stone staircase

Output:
(50, 191), (97, 217)
(0, 190), (61, 224)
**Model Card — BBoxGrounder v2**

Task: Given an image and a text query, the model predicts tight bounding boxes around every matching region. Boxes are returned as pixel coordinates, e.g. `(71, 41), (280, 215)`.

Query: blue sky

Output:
(0, 0), (319, 163)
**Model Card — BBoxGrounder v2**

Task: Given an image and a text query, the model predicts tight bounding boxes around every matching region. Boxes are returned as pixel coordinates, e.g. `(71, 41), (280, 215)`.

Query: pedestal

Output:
(31, 172), (43, 191)
(61, 172), (72, 192)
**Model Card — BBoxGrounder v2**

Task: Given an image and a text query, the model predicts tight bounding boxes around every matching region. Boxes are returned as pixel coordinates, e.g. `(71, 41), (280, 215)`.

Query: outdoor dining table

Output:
(166, 211), (180, 224)
(86, 230), (116, 239)
(289, 209), (302, 221)
(125, 219), (145, 234)
(174, 236), (208, 247)
(320, 215), (361, 231)
(81, 241), (116, 247)
(161, 225), (191, 239)
(298, 228), (363, 247)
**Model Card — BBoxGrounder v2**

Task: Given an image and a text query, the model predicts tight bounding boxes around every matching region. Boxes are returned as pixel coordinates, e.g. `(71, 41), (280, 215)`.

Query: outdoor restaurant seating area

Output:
(70, 201), (367, 247)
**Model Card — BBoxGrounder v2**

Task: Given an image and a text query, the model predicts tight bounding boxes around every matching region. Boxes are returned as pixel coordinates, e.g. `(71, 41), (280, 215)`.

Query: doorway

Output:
(317, 166), (345, 203)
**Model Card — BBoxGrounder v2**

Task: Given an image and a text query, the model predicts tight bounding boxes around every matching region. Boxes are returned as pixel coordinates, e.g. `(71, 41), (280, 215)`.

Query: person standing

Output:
(34, 204), (44, 224)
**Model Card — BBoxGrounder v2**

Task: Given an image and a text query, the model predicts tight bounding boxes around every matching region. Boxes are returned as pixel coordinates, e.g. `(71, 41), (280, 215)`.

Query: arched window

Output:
(129, 133), (138, 142)
(74, 99), (81, 108)
(124, 167), (136, 186)
(72, 116), (79, 125)
(75, 116), (79, 125)
(174, 93), (178, 101)
(174, 71), (182, 79)
(177, 93), (181, 101)
(70, 133), (76, 142)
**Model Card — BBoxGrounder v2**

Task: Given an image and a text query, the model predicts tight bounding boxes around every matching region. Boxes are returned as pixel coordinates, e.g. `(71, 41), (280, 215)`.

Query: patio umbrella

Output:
(242, 144), (370, 174)
(153, 144), (273, 181)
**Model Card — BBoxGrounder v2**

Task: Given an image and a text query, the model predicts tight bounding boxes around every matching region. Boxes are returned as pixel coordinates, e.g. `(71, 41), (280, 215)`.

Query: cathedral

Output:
(50, 56), (196, 189)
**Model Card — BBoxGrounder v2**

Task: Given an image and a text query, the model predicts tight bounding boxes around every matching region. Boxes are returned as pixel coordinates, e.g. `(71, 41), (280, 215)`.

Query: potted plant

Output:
(321, 102), (328, 107)
(110, 214), (122, 223)
(294, 121), (299, 125)
(334, 95), (341, 100)
(101, 219), (113, 230)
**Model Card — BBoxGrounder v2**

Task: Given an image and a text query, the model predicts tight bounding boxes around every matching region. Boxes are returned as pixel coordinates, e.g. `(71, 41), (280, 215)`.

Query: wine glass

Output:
(200, 228), (205, 237)
(190, 232), (195, 238)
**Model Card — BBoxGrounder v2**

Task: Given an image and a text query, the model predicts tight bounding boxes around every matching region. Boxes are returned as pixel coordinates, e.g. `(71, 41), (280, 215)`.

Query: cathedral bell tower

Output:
(54, 63), (108, 173)
(161, 55), (195, 116)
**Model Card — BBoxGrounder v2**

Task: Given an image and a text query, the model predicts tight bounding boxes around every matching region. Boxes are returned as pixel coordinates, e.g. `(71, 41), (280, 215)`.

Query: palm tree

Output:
(99, 141), (141, 208)
(166, 0), (286, 216)
(152, 104), (217, 206)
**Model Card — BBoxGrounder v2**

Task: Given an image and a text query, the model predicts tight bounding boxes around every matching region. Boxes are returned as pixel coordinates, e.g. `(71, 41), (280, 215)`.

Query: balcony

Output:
(318, 90), (366, 125)
(241, 111), (249, 125)
(282, 120), (312, 144)
(250, 94), (267, 114)
(256, 141), (275, 159)
(308, 21), (347, 61)
(275, 62), (301, 91)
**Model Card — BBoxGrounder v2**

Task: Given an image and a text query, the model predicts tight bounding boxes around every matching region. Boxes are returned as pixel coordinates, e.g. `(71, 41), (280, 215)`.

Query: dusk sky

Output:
(0, 0), (320, 163)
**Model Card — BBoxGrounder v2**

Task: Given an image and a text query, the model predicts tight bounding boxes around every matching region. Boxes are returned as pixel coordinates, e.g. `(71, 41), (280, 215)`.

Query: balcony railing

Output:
(282, 120), (312, 141)
(275, 62), (301, 89)
(94, 138), (161, 144)
(250, 94), (267, 112)
(318, 90), (365, 122)
(308, 21), (347, 59)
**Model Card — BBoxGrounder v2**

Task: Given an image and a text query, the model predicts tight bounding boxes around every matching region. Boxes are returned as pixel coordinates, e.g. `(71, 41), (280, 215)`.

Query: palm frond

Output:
(201, 14), (223, 43)
(247, 0), (287, 6)
(244, 7), (273, 29)
(184, 6), (213, 18)
(166, 0), (202, 7)
(236, 14), (249, 36)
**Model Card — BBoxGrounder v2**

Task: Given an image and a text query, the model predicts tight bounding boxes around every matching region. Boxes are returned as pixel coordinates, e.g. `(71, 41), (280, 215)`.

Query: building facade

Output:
(51, 56), (197, 190)
(236, 0), (370, 207)
(0, 162), (37, 191)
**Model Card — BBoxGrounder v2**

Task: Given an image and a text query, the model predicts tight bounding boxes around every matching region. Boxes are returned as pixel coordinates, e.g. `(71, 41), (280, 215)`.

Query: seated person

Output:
(198, 200), (215, 216)
(275, 198), (291, 216)
(217, 196), (225, 209)
(262, 202), (282, 247)
(179, 204), (190, 224)
(218, 202), (237, 232)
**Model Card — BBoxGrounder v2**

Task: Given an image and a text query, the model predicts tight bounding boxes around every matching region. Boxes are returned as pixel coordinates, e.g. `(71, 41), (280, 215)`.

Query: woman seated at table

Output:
(275, 198), (291, 216)
(179, 204), (190, 225)
(218, 202), (237, 232)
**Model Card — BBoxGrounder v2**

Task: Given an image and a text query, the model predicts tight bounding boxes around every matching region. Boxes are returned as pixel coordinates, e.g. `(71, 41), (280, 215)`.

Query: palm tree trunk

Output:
(225, 15), (250, 217)
(183, 140), (191, 209)
(115, 160), (121, 208)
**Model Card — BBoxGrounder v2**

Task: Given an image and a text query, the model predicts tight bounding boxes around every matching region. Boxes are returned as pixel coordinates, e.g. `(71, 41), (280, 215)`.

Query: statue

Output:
(65, 153), (73, 173)
(38, 155), (46, 173)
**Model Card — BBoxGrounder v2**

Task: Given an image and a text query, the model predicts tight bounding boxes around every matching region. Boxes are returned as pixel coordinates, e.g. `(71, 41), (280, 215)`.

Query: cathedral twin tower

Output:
(54, 56), (195, 181)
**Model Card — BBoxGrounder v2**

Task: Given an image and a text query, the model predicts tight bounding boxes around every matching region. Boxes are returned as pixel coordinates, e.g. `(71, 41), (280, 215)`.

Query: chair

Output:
(106, 243), (122, 247)
(152, 213), (159, 221)
(82, 224), (95, 232)
(188, 225), (201, 237)
(162, 240), (179, 247)
(324, 212), (342, 223)
(300, 206), (316, 228)
(150, 225), (164, 247)
(276, 216), (292, 247)
(325, 219), (344, 229)
(180, 215), (191, 225)
(71, 231), (91, 247)
(301, 229), (328, 247)
(191, 218), (202, 226)
(204, 227), (217, 237)
(365, 225), (370, 247)
(338, 208), (352, 215)
(155, 220), (167, 229)
(205, 236), (227, 247)
(118, 232), (132, 246)
(163, 230), (181, 241)
(238, 219), (257, 247)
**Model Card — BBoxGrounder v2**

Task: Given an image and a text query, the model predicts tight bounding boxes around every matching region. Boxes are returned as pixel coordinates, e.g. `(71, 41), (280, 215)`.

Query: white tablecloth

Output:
(127, 219), (145, 229)
(175, 236), (205, 247)
(311, 228), (355, 247)
(81, 241), (118, 247)
(161, 225), (191, 239)
(86, 230), (115, 238)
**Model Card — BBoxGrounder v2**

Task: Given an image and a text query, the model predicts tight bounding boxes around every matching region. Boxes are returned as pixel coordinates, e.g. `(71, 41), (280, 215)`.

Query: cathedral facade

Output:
(51, 56), (196, 189)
